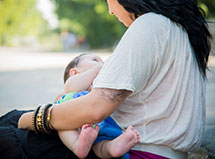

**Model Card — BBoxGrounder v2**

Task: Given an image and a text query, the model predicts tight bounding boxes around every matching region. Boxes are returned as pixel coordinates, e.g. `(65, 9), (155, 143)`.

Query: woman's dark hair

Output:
(64, 53), (86, 83)
(118, 0), (212, 78)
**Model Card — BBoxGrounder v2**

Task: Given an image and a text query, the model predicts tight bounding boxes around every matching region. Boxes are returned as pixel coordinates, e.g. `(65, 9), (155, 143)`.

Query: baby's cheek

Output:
(87, 85), (92, 92)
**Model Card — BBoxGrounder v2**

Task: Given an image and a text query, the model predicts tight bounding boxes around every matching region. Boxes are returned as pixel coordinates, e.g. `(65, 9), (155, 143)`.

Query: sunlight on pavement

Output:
(0, 47), (214, 72)
(0, 48), (111, 72)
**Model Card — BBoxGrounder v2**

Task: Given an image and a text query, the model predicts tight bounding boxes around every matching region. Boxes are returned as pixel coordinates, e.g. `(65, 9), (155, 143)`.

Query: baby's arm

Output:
(58, 65), (102, 156)
(64, 64), (102, 93)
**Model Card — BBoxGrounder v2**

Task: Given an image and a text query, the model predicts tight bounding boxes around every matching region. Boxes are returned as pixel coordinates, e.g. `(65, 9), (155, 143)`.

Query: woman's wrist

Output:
(18, 104), (55, 134)
(18, 112), (34, 129)
(31, 104), (55, 134)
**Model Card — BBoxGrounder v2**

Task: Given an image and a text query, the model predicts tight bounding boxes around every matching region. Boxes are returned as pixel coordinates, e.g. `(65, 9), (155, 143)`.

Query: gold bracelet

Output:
(46, 106), (54, 131)
(36, 105), (45, 134)
(33, 104), (54, 134)
(43, 104), (53, 134)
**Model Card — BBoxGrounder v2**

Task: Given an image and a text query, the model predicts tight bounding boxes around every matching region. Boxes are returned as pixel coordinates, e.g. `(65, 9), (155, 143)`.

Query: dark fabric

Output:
(0, 109), (99, 159)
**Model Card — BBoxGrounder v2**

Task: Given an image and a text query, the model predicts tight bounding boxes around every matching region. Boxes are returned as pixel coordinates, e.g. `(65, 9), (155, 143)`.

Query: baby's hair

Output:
(63, 53), (86, 83)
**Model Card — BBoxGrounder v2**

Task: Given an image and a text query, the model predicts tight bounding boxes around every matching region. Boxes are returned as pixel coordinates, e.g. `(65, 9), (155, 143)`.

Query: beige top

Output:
(93, 13), (205, 158)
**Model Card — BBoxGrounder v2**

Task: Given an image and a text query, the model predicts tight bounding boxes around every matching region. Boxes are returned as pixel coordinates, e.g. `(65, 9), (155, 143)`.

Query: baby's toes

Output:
(128, 125), (134, 130)
(82, 124), (91, 129)
(95, 125), (100, 131)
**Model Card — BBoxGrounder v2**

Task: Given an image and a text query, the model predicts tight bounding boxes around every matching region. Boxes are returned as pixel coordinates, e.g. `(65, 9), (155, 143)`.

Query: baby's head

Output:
(64, 53), (103, 83)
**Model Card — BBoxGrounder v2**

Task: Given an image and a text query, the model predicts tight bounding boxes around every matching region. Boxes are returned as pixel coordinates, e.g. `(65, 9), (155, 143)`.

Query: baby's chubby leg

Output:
(93, 125), (140, 158)
(58, 124), (99, 159)
(77, 124), (99, 158)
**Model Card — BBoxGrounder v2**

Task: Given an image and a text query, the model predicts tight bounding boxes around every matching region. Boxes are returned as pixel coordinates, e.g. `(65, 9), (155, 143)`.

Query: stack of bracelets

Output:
(32, 104), (55, 134)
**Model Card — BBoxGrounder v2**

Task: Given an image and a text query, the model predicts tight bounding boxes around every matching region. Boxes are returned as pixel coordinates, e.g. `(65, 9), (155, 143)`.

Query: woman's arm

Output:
(18, 88), (131, 130)
(64, 64), (102, 93)
(18, 111), (33, 129)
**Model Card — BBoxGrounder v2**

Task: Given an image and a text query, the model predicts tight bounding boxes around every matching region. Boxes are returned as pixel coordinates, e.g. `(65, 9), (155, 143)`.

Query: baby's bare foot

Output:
(108, 126), (140, 158)
(77, 124), (99, 158)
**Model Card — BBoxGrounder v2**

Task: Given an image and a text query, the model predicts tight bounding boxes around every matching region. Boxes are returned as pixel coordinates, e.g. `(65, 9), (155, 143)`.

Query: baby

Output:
(56, 53), (140, 158)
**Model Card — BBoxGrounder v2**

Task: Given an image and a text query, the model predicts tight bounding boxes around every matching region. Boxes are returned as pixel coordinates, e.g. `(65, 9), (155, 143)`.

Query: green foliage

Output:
(1, 0), (214, 48)
(53, 0), (126, 48)
(199, 0), (215, 19)
(0, 0), (48, 46)
(54, 0), (215, 48)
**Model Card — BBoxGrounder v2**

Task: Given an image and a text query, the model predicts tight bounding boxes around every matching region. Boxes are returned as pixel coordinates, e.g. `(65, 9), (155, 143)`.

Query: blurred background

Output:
(0, 0), (214, 51)
(0, 0), (215, 158)
(0, 0), (128, 51)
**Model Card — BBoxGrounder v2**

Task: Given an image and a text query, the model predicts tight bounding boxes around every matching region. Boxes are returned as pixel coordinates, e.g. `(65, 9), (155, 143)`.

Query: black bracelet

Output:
(32, 105), (41, 134)
(36, 105), (46, 134)
(33, 104), (55, 135)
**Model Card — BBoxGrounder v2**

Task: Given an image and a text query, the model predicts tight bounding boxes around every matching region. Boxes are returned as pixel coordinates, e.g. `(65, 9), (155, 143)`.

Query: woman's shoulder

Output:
(137, 12), (169, 23)
(130, 12), (171, 30)
(126, 12), (174, 39)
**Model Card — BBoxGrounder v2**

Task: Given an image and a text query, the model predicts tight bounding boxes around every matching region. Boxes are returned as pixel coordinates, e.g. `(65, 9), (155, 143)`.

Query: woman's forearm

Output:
(18, 88), (128, 131)
(17, 92), (102, 131)
(18, 91), (110, 131)
(18, 112), (34, 130)
(50, 92), (106, 130)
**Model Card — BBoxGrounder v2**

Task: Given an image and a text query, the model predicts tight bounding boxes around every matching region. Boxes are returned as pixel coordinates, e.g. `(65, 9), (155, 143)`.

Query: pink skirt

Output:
(129, 150), (168, 159)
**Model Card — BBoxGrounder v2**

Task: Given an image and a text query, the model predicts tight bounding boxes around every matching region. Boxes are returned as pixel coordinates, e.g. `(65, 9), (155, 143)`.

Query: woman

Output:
(3, 0), (212, 158)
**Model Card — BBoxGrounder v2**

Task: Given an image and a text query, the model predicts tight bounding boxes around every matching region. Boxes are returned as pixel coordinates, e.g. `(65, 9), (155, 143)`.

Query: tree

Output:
(0, 0), (48, 46)
(53, 0), (215, 49)
(199, 0), (215, 19)
(53, 0), (126, 48)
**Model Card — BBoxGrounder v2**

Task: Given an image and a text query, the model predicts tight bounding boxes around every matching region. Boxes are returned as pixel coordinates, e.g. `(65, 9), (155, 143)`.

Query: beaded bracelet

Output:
(36, 105), (46, 134)
(32, 104), (54, 134)
(32, 105), (41, 134)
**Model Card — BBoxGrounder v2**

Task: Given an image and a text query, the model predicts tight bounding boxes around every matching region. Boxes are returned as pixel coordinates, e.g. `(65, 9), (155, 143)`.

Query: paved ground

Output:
(0, 47), (110, 113)
(0, 47), (214, 157)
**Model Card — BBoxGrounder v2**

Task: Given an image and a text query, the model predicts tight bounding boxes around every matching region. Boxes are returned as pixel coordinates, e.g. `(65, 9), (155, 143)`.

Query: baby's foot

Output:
(77, 124), (99, 158)
(108, 126), (140, 158)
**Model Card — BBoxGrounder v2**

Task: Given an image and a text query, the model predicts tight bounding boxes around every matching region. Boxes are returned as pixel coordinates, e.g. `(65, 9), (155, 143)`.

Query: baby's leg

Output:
(58, 129), (80, 155)
(93, 126), (140, 158)
(58, 124), (99, 158)
(77, 124), (99, 158)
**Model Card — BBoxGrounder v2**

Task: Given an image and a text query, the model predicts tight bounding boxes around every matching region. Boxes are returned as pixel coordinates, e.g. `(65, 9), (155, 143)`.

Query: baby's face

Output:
(77, 54), (103, 73)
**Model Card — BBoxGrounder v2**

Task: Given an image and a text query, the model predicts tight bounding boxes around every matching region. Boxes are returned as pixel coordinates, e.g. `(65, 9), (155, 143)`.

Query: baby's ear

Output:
(69, 68), (79, 77)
